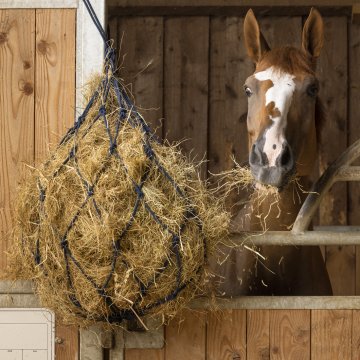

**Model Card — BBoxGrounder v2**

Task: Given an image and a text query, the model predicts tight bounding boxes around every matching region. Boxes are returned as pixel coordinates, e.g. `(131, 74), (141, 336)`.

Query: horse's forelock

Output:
(256, 46), (315, 76)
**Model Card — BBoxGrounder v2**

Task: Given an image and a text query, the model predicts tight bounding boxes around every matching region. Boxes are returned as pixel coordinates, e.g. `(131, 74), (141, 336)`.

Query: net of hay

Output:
(8, 55), (229, 327)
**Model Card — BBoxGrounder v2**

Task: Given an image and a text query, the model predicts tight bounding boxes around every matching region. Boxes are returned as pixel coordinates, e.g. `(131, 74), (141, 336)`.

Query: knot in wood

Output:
(23, 61), (31, 70)
(22, 82), (34, 96)
(0, 32), (7, 45)
(37, 40), (49, 55)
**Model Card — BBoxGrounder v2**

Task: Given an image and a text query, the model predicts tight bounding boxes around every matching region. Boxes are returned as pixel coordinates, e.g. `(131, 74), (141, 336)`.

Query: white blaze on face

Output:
(254, 66), (296, 166)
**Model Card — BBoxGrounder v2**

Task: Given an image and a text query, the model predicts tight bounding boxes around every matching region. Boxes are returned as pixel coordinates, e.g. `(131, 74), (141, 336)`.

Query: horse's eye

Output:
(307, 83), (319, 97)
(244, 85), (253, 97)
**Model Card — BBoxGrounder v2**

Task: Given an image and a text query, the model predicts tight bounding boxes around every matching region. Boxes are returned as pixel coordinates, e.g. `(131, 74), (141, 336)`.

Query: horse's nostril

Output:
(278, 144), (293, 168)
(250, 143), (267, 167)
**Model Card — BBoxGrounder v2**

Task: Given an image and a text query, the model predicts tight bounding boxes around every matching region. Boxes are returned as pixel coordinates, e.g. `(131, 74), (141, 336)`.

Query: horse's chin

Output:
(254, 173), (295, 193)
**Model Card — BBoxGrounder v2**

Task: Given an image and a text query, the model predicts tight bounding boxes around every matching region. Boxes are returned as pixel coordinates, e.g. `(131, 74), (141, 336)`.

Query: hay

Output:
(7, 71), (229, 327)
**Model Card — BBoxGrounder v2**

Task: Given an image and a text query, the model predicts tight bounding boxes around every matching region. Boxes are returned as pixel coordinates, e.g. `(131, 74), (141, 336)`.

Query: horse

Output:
(215, 8), (333, 296)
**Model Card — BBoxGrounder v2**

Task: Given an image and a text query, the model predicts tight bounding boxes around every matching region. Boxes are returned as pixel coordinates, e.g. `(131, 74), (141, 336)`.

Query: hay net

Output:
(9, 0), (228, 326)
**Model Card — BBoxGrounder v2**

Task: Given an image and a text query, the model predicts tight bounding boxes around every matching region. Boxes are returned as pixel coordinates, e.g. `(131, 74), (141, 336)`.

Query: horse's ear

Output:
(302, 8), (324, 59)
(243, 9), (270, 63)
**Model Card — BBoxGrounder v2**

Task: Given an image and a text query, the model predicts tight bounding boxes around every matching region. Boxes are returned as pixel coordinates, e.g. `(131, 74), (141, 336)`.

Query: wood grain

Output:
(258, 16), (302, 48)
(352, 310), (360, 358)
(208, 16), (252, 174)
(206, 310), (246, 360)
(348, 22), (360, 296)
(35, 9), (78, 360)
(125, 349), (164, 360)
(165, 309), (206, 360)
(0, 9), (35, 271)
(163, 16), (209, 178)
(247, 310), (270, 360)
(311, 310), (352, 359)
(117, 17), (164, 136)
(269, 310), (310, 360)
(108, 0), (357, 8)
(316, 17), (351, 295)
(208, 16), (253, 214)
(56, 324), (79, 360)
(35, 9), (76, 164)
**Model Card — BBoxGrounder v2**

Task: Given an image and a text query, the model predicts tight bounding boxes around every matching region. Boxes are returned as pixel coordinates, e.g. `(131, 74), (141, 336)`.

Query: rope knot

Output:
(61, 237), (69, 249)
(135, 186), (144, 199)
(109, 142), (117, 154)
(99, 105), (106, 116)
(120, 108), (127, 119)
(87, 186), (94, 197)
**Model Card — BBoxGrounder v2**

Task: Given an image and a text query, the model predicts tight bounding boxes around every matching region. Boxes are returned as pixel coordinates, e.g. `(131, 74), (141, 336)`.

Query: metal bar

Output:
(292, 138), (360, 233)
(230, 230), (360, 246)
(336, 166), (360, 181)
(191, 296), (360, 310)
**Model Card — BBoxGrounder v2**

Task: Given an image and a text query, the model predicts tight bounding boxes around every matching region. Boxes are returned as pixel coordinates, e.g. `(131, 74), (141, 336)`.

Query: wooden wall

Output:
(0, 8), (78, 360)
(108, 9), (360, 359)
(1, 5), (360, 360)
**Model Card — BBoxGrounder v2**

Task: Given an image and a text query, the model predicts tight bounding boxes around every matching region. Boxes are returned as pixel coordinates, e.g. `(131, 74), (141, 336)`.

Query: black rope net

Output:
(9, 0), (228, 326)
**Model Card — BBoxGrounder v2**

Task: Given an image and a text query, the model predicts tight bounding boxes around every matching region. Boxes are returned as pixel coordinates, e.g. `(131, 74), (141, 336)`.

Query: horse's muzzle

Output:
(249, 140), (295, 189)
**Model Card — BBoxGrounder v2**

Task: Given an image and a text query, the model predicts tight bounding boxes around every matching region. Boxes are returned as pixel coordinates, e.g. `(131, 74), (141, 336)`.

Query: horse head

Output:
(243, 8), (324, 189)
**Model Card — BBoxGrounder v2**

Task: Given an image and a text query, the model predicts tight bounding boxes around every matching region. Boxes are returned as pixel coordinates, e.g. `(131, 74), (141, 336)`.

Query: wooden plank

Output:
(165, 309), (206, 360)
(109, 6), (351, 17)
(316, 17), (351, 295)
(258, 16), (302, 47)
(124, 317), (164, 348)
(208, 16), (252, 174)
(206, 310), (246, 360)
(311, 310), (352, 359)
(352, 310), (360, 358)
(270, 310), (310, 359)
(163, 16), (209, 178)
(247, 310), (270, 359)
(208, 16), (253, 214)
(35, 9), (78, 360)
(115, 17), (165, 360)
(0, 294), (39, 307)
(56, 325), (79, 360)
(35, 8), (76, 163)
(0, 0), (78, 8)
(80, 325), (103, 360)
(349, 22), (360, 296)
(0, 9), (35, 271)
(117, 17), (164, 136)
(125, 349), (164, 360)
(108, 0), (358, 7)
(110, 329), (124, 360)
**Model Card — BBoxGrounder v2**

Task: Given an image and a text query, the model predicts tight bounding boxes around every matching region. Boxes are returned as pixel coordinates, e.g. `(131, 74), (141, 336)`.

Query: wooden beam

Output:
(108, 0), (359, 7)
(191, 296), (360, 310)
(0, 0), (78, 8)
(108, 5), (351, 17)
